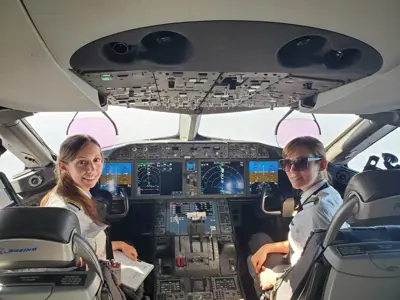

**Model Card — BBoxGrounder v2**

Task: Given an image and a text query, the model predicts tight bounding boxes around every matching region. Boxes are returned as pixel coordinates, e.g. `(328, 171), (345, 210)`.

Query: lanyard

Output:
(297, 182), (329, 212)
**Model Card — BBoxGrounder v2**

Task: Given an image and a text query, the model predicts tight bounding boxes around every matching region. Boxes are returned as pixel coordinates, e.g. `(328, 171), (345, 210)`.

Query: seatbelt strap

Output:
(105, 227), (114, 260)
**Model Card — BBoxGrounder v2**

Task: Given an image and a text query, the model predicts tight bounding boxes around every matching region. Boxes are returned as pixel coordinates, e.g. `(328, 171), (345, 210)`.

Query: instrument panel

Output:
(101, 142), (280, 199)
(110, 142), (273, 160)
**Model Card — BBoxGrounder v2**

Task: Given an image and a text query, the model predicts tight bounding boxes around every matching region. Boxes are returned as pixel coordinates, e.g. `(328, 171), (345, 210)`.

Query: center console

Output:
(154, 199), (243, 300)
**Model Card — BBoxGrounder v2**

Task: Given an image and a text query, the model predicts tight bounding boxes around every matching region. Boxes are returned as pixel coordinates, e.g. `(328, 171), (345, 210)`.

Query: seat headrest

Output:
(344, 170), (400, 225)
(344, 170), (400, 203)
(0, 207), (80, 243)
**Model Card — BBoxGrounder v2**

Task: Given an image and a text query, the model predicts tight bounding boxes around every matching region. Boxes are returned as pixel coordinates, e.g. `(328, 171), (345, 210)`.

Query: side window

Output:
(0, 178), (15, 209)
(348, 128), (400, 171)
(0, 151), (25, 179)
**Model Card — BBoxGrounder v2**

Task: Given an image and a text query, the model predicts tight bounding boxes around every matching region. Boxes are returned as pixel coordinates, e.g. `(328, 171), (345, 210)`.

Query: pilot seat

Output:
(0, 206), (104, 299)
(271, 169), (400, 300)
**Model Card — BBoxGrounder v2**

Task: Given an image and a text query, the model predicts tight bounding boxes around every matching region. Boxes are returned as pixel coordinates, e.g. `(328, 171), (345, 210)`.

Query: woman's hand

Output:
(259, 267), (278, 291)
(77, 257), (86, 268)
(121, 243), (138, 261)
(76, 257), (89, 270)
(112, 241), (138, 261)
(251, 244), (270, 274)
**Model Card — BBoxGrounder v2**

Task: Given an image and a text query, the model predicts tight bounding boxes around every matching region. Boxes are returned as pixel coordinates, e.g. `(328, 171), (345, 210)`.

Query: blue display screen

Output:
(137, 161), (183, 196)
(99, 162), (132, 197)
(248, 161), (279, 195)
(200, 161), (245, 195)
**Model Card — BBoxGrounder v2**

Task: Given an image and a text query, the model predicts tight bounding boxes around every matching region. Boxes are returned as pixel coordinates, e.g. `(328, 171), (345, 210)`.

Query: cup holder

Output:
(277, 35), (361, 70)
(141, 30), (192, 65)
(277, 35), (326, 68)
(102, 42), (137, 64)
(324, 49), (362, 69)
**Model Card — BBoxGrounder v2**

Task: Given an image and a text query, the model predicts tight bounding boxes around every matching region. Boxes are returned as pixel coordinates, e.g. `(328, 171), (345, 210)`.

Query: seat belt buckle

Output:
(107, 259), (121, 284)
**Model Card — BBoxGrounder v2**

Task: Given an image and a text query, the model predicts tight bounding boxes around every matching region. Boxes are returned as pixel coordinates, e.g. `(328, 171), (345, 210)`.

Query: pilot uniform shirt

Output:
(288, 180), (349, 266)
(45, 190), (108, 260)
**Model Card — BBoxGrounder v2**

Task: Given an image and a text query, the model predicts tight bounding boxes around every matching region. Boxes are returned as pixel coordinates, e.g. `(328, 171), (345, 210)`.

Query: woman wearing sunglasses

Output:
(248, 136), (348, 295)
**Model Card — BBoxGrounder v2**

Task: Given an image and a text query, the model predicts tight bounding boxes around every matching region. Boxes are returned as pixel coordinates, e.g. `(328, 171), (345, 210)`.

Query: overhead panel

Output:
(69, 20), (383, 114)
(75, 70), (344, 114)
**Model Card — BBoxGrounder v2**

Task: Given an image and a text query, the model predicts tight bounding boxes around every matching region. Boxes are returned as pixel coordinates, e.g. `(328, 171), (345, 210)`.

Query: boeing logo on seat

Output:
(0, 247), (38, 255)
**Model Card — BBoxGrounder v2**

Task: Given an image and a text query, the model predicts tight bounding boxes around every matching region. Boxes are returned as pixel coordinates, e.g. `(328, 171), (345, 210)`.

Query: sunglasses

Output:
(279, 157), (322, 172)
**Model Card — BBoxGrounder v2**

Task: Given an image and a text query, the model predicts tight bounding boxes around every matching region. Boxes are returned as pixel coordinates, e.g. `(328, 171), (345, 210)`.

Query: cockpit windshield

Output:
(0, 107), (358, 178)
(27, 107), (180, 151)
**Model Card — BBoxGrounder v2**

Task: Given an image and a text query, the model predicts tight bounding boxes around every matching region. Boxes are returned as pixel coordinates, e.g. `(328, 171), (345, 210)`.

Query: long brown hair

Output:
(40, 134), (104, 225)
(283, 136), (331, 183)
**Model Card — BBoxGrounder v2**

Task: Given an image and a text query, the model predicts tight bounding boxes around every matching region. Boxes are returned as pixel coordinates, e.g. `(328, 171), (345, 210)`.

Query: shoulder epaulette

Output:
(65, 199), (83, 211)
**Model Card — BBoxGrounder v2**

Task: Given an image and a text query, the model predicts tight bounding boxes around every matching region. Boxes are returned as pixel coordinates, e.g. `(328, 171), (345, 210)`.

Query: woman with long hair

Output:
(41, 134), (138, 261)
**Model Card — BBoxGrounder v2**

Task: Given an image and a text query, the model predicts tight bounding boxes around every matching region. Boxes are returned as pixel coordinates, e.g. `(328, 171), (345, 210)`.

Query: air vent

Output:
(278, 35), (362, 70)
(324, 49), (362, 69)
(102, 42), (137, 64)
(28, 175), (44, 188)
(22, 152), (39, 166)
(141, 31), (192, 65)
(336, 170), (350, 183)
(277, 35), (326, 68)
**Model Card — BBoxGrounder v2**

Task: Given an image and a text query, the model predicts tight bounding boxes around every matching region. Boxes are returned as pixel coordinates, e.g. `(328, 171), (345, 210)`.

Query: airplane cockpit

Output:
(1, 1), (400, 299)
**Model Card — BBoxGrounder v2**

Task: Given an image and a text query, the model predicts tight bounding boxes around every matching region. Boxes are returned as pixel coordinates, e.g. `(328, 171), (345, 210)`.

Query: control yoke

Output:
(108, 186), (130, 221)
(261, 185), (281, 216)
(94, 187), (130, 222)
(261, 184), (295, 218)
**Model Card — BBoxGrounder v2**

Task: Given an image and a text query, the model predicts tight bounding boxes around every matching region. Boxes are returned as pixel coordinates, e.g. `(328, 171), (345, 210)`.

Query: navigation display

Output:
(137, 161), (183, 196)
(100, 162), (132, 197)
(200, 161), (245, 195)
(249, 161), (279, 195)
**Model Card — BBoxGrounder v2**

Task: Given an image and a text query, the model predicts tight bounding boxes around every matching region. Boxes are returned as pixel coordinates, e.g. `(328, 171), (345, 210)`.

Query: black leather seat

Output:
(0, 206), (81, 243)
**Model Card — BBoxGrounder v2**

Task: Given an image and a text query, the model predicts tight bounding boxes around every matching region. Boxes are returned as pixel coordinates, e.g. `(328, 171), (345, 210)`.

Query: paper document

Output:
(113, 251), (154, 291)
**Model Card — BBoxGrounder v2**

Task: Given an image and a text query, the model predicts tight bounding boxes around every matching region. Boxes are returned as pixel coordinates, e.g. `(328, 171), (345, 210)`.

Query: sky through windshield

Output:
(0, 107), (363, 177)
(199, 108), (358, 146)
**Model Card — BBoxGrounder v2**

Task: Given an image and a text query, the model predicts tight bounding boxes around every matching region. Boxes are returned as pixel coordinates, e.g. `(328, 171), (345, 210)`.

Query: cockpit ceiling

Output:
(0, 1), (399, 114)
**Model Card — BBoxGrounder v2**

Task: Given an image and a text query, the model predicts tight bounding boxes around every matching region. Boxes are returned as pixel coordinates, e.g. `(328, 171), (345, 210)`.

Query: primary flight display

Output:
(100, 162), (132, 197)
(248, 161), (279, 194)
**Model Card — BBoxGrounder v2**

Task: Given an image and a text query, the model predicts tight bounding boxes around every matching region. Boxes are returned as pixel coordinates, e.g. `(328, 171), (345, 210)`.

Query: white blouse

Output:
(44, 191), (108, 259)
